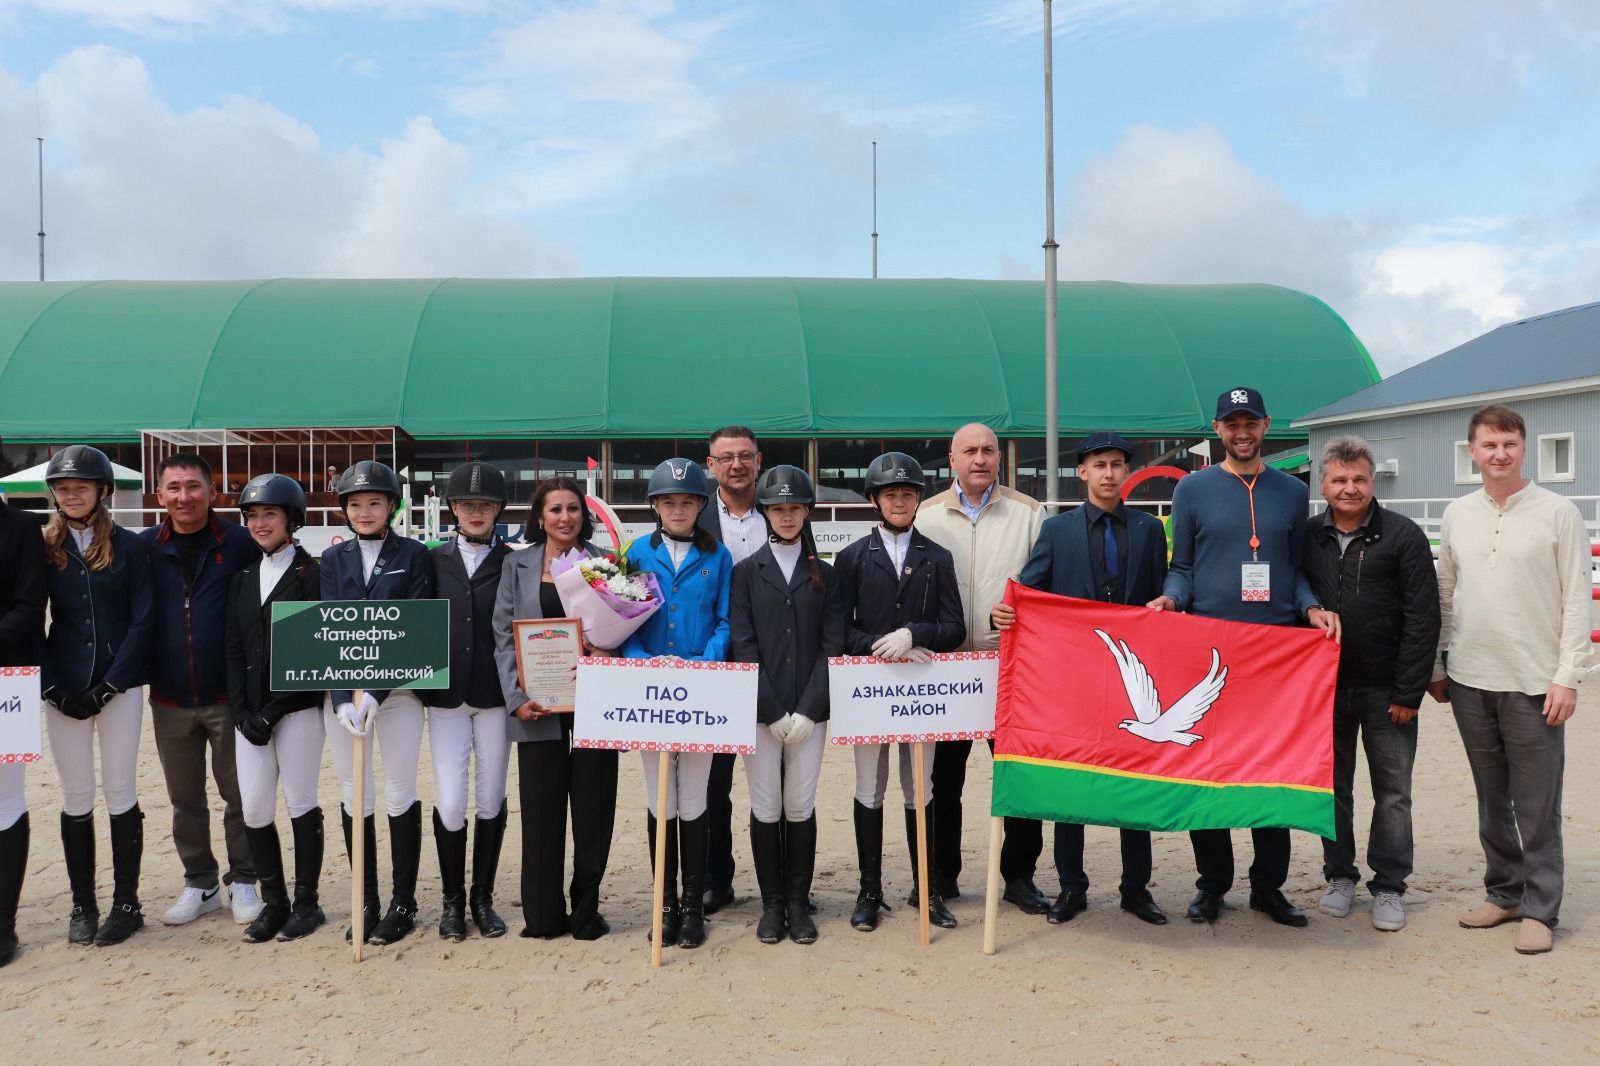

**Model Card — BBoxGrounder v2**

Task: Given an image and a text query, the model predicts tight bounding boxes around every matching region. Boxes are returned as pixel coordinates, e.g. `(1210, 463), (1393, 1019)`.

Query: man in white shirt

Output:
(1428, 404), (1591, 955)
(695, 426), (764, 913)
(917, 423), (1045, 910)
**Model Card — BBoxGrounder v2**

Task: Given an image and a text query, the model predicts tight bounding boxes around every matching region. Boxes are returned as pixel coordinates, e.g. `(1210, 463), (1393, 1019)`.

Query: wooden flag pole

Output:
(650, 750), (670, 968)
(912, 742), (931, 946)
(350, 688), (367, 964)
(982, 815), (1003, 955)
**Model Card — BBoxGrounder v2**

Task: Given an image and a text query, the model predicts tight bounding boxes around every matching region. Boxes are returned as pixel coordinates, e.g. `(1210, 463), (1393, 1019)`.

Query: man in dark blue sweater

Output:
(1151, 387), (1338, 927)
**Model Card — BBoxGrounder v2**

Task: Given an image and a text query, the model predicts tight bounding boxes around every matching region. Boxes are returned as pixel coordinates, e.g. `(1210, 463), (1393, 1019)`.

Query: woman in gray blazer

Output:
(493, 477), (618, 940)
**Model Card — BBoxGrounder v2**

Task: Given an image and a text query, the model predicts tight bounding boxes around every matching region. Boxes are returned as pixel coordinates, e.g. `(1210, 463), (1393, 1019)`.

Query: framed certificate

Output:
(513, 618), (584, 712)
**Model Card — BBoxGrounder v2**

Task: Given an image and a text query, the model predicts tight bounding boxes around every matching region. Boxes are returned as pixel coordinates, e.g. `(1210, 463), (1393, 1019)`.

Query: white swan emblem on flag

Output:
(1094, 628), (1228, 746)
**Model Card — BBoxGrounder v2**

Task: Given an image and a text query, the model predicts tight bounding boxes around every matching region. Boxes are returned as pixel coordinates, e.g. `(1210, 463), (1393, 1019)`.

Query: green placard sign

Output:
(270, 599), (450, 691)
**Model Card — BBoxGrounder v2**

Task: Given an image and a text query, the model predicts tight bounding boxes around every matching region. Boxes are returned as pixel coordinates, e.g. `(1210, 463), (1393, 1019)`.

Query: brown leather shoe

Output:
(1459, 901), (1520, 929)
(1514, 919), (1552, 955)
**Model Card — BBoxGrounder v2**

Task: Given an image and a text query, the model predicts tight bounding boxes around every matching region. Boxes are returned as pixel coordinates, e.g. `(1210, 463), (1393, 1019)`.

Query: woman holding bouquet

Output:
(729, 466), (842, 946)
(425, 461), (512, 941)
(493, 476), (619, 941)
(620, 458), (733, 950)
(322, 460), (436, 946)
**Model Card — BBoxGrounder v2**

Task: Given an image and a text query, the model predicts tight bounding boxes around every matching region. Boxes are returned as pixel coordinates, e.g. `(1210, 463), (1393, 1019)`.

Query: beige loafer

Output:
(1459, 901), (1520, 929)
(1514, 919), (1553, 955)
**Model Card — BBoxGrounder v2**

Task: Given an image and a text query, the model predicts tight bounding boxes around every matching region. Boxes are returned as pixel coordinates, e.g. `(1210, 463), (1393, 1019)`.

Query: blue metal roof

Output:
(1298, 301), (1600, 423)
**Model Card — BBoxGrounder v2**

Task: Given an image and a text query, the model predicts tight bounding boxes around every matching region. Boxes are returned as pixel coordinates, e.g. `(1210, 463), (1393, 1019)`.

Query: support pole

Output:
(1042, 0), (1060, 514)
(913, 742), (931, 946)
(350, 688), (366, 964)
(650, 750), (670, 968)
(982, 815), (1004, 955)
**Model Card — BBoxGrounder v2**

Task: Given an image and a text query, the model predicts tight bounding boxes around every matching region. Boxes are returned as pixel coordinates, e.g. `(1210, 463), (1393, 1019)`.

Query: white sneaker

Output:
(231, 882), (264, 925)
(162, 884), (224, 925)
(1318, 878), (1356, 918)
(1372, 891), (1406, 932)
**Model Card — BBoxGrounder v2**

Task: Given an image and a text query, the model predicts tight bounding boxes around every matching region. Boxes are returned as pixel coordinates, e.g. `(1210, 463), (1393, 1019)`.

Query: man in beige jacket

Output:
(917, 424), (1047, 911)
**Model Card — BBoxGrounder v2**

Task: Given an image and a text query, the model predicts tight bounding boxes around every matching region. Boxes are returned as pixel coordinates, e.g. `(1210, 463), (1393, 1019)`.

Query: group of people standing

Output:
(0, 396), (1586, 966)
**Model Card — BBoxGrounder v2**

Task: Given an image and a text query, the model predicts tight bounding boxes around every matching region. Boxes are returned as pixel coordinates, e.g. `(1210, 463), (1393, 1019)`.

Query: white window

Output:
(1538, 433), (1576, 482)
(1453, 441), (1480, 485)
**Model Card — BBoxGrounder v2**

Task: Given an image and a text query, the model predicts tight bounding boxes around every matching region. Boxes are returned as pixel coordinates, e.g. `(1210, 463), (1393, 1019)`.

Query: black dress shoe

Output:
(1003, 879), (1051, 915)
(1046, 889), (1087, 924)
(702, 884), (735, 915)
(1120, 893), (1167, 925)
(1249, 888), (1308, 927)
(1187, 891), (1223, 923)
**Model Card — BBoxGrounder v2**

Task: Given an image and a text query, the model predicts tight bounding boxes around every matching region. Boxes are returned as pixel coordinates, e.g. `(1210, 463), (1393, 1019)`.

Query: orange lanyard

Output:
(1226, 466), (1262, 559)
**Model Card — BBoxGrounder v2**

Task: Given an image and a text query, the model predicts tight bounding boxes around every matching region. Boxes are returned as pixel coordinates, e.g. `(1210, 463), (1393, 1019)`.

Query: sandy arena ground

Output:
(2, 689), (1596, 1065)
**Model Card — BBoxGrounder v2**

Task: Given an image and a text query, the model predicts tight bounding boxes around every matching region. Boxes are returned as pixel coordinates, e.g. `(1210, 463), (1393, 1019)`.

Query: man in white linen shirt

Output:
(1428, 403), (1592, 956)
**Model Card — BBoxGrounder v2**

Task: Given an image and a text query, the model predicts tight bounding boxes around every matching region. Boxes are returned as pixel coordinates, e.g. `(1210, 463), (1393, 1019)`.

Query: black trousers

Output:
(1190, 828), (1290, 895)
(1054, 824), (1152, 896)
(517, 718), (619, 936)
(932, 739), (1045, 885)
(705, 751), (737, 893)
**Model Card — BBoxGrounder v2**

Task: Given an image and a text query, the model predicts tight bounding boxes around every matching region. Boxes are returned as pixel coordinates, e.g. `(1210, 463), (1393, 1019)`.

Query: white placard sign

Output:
(828, 652), (999, 745)
(0, 667), (43, 764)
(573, 658), (759, 755)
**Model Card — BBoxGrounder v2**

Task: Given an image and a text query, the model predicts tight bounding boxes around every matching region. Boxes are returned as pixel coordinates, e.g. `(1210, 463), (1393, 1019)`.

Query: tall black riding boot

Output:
(341, 808), (381, 943)
(434, 808), (467, 941)
(749, 814), (787, 944)
(95, 805), (145, 946)
(469, 804), (508, 938)
(370, 801), (421, 945)
(645, 813), (680, 946)
(278, 808), (326, 941)
(785, 816), (819, 945)
(850, 801), (888, 932)
(242, 823), (291, 943)
(905, 804), (957, 929)
(0, 812), (28, 966)
(677, 814), (709, 949)
(61, 811), (98, 944)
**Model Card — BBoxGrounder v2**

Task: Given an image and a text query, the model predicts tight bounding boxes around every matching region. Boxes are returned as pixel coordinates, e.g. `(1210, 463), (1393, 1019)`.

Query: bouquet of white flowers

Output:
(549, 548), (662, 650)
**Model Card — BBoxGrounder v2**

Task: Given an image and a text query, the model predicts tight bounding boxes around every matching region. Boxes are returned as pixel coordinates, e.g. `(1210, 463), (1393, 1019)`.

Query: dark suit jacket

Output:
(319, 532), (435, 705)
(425, 539), (511, 710)
(729, 544), (846, 724)
(0, 500), (47, 667)
(224, 546), (323, 726)
(1018, 505), (1168, 607)
(834, 528), (966, 654)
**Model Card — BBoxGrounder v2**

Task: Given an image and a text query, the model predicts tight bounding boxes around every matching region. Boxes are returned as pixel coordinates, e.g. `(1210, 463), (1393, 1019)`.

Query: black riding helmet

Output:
(336, 460), (402, 539)
(646, 458), (710, 542)
(45, 445), (117, 518)
(443, 461), (507, 545)
(238, 473), (308, 531)
(864, 451), (923, 531)
(756, 465), (815, 543)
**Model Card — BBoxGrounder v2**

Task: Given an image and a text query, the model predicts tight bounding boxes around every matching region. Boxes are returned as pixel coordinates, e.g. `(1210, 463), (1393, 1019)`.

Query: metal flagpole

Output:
(1042, 0), (1060, 513)
(37, 137), (46, 282)
(871, 141), (879, 279)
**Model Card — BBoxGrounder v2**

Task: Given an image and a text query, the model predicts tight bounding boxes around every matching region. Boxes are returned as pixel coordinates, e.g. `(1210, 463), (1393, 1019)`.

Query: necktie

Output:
(1103, 518), (1120, 578)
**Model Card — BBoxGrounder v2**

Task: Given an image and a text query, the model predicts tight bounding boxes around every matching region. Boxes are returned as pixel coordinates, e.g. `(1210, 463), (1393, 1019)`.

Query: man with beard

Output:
(1150, 387), (1339, 928)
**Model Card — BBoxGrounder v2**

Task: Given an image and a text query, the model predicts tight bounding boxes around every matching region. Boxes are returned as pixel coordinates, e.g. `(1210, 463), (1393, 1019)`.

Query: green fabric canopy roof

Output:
(0, 278), (1377, 441)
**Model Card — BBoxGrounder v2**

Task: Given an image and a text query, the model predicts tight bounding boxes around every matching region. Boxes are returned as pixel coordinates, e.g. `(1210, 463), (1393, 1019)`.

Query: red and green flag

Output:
(992, 582), (1337, 838)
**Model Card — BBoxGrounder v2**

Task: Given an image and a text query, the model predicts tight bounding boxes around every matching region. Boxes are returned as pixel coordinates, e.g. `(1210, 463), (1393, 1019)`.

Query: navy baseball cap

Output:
(1077, 432), (1134, 464)
(1215, 386), (1267, 420)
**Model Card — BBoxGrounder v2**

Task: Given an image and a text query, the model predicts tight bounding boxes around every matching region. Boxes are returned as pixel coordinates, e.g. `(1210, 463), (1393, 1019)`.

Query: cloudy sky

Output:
(1, 0), (1597, 372)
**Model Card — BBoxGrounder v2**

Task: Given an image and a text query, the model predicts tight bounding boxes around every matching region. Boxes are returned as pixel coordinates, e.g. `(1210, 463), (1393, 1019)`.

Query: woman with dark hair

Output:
(619, 458), (732, 950)
(493, 476), (618, 940)
(40, 446), (155, 947)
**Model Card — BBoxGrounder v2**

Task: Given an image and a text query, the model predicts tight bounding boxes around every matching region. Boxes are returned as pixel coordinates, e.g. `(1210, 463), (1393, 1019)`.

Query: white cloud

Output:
(1047, 123), (1600, 373)
(976, 0), (1278, 40)
(0, 46), (570, 280)
(0, 0), (491, 35)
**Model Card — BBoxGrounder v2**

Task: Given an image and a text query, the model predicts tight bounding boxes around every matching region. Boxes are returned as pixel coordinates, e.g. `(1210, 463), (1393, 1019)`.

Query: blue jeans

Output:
(1321, 686), (1417, 895)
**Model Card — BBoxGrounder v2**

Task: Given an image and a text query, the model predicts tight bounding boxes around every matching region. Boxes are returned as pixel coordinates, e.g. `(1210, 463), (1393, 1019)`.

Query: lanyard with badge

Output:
(1228, 467), (1271, 602)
